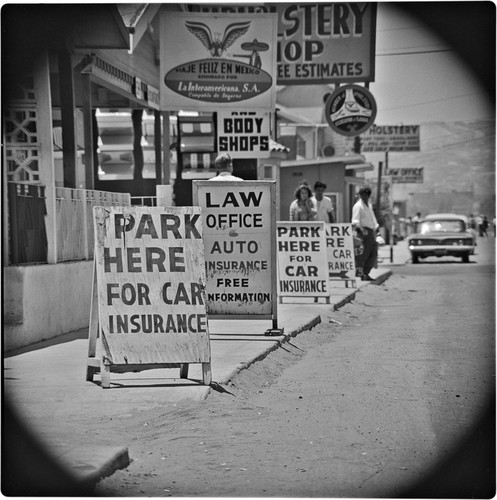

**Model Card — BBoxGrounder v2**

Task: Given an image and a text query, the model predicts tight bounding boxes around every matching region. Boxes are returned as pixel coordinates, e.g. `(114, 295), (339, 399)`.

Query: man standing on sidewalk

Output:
(352, 187), (379, 281)
(209, 153), (243, 181)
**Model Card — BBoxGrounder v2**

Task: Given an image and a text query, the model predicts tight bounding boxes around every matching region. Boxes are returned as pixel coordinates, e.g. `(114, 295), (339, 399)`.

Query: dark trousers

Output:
(356, 228), (377, 275)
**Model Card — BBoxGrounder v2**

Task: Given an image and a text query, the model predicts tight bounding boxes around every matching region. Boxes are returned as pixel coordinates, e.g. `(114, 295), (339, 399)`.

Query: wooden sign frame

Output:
(86, 206), (211, 388)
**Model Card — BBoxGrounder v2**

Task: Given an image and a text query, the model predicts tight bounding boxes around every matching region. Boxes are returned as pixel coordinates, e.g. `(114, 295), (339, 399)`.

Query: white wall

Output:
(4, 261), (93, 351)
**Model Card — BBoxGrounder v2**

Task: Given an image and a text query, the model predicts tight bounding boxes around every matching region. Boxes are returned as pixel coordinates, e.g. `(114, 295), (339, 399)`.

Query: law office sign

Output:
(160, 12), (277, 111)
(193, 181), (277, 320)
(387, 167), (424, 184)
(217, 109), (271, 158)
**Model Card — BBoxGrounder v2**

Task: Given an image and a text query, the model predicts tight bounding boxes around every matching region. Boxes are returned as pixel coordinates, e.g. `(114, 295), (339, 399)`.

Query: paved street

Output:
(93, 238), (495, 497)
(4, 238), (495, 496)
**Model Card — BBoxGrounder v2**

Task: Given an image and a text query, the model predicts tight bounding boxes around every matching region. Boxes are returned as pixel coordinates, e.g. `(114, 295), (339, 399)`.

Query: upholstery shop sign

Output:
(348, 125), (421, 152)
(188, 3), (377, 85)
(160, 12), (277, 110)
(217, 110), (271, 158)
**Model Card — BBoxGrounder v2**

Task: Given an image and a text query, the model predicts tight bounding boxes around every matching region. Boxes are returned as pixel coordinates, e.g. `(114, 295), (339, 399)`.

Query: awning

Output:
(345, 162), (374, 172)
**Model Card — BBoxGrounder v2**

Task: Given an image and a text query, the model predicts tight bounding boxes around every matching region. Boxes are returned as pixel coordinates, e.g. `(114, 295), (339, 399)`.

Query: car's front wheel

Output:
(461, 254), (469, 263)
(412, 254), (419, 264)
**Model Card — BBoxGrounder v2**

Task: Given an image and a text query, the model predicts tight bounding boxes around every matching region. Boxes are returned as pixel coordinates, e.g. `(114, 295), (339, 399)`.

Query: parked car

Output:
(408, 213), (476, 263)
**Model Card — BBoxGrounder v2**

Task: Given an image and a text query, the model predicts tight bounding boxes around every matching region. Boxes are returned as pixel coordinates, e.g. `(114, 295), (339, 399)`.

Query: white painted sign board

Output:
(89, 206), (211, 387)
(160, 12), (277, 110)
(193, 181), (278, 325)
(325, 223), (356, 282)
(217, 109), (271, 158)
(277, 221), (329, 300)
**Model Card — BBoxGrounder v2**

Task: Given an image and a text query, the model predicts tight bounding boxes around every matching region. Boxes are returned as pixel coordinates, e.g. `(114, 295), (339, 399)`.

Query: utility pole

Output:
(386, 149), (394, 263)
(375, 161), (383, 216)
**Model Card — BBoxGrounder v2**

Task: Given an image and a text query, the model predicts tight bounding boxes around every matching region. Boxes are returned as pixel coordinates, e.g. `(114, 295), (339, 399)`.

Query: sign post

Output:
(87, 206), (211, 388)
(276, 221), (329, 303)
(193, 181), (279, 331)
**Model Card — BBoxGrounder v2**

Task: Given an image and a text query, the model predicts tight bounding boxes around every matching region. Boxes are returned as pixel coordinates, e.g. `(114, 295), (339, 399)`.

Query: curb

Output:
(77, 270), (395, 491)
(209, 314), (322, 389)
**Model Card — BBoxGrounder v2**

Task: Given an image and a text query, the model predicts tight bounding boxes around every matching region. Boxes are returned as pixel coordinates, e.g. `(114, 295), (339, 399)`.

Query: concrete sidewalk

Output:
(3, 242), (410, 493)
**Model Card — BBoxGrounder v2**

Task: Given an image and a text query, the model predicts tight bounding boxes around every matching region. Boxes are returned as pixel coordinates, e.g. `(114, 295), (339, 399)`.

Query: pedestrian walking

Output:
(209, 153), (243, 181)
(289, 182), (317, 221)
(351, 186), (379, 281)
(476, 214), (484, 236)
(482, 215), (489, 236)
(311, 181), (334, 223)
(412, 212), (421, 233)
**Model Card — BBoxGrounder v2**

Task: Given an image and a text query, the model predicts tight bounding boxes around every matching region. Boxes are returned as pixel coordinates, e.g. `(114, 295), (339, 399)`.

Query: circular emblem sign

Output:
(324, 84), (377, 137)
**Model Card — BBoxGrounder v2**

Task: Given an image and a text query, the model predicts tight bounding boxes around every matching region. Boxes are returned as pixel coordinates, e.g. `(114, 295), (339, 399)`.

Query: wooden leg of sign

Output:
(179, 363), (189, 379)
(202, 363), (212, 386)
(86, 261), (99, 382)
(101, 358), (111, 389)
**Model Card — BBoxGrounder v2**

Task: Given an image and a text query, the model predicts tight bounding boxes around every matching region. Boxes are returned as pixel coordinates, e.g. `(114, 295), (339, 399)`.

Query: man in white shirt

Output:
(351, 186), (379, 281)
(209, 153), (243, 181)
(311, 181), (334, 222)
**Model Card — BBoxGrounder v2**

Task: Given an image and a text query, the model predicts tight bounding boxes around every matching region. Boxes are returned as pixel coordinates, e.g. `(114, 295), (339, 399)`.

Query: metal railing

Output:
(8, 182), (139, 264)
(55, 187), (131, 261)
(131, 196), (158, 206)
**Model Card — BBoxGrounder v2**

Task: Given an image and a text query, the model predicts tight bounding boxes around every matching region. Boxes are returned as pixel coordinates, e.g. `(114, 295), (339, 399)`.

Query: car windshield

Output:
(419, 220), (465, 233)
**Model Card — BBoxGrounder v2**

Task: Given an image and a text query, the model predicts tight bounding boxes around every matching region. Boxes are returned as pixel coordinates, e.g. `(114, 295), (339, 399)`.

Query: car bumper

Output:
(409, 245), (475, 257)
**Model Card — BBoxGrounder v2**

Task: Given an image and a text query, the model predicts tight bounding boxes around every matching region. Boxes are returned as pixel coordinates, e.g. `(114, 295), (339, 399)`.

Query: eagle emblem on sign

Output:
(185, 20), (251, 57)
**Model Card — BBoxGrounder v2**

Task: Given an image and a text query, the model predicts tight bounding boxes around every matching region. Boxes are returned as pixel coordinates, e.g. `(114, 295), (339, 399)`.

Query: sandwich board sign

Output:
(193, 180), (279, 330)
(86, 206), (211, 388)
(325, 223), (356, 287)
(276, 221), (329, 302)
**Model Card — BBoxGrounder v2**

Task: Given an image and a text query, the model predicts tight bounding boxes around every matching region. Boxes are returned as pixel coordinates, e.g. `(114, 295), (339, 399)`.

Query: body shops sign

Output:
(160, 12), (277, 110)
(188, 3), (377, 85)
(217, 110), (271, 158)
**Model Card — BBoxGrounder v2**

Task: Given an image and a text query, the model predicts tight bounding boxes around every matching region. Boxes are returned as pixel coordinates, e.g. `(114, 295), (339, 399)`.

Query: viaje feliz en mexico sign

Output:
(160, 12), (277, 110)
(193, 181), (277, 320)
(188, 3), (377, 85)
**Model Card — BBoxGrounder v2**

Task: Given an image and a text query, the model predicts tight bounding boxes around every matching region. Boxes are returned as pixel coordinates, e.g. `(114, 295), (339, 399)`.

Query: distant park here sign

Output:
(193, 181), (277, 318)
(277, 222), (329, 299)
(325, 223), (356, 281)
(93, 206), (211, 367)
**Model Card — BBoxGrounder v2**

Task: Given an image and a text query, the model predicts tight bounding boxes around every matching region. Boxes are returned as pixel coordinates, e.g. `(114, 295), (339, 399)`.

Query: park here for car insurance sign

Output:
(91, 206), (211, 385)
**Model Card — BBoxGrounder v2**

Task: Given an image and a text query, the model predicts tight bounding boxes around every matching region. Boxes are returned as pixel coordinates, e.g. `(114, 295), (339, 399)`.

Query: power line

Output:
(378, 92), (485, 112)
(376, 48), (454, 56)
